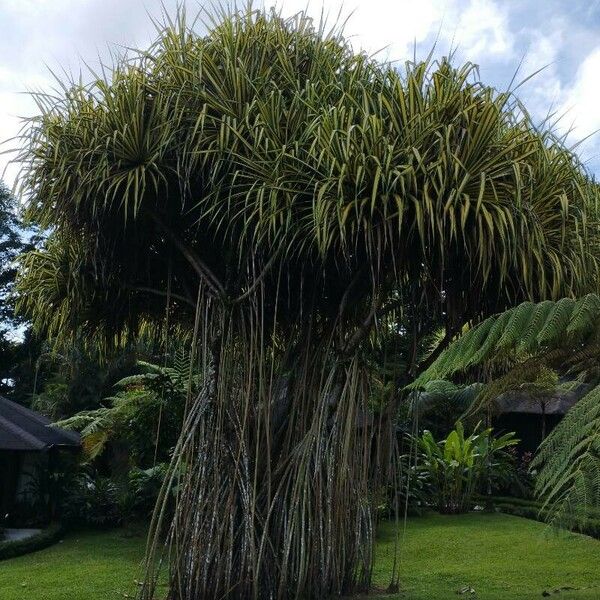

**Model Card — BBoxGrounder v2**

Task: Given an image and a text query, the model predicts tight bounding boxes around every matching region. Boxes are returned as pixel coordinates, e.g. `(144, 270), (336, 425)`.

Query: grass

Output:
(374, 512), (600, 600)
(1, 513), (599, 599)
(0, 526), (148, 600)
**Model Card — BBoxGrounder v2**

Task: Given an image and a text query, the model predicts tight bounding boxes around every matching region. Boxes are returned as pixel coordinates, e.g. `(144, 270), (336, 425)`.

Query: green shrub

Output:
(498, 448), (536, 499)
(120, 463), (169, 519)
(60, 473), (122, 528)
(58, 464), (170, 527)
(380, 456), (430, 518)
(416, 422), (518, 514)
(489, 495), (544, 509)
(488, 496), (600, 539)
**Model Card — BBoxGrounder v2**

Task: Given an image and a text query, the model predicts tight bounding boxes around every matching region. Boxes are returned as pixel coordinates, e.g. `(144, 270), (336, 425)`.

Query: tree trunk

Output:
(141, 309), (392, 600)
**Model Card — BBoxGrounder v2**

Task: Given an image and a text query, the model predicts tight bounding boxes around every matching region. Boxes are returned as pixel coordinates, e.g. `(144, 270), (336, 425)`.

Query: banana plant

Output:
(416, 422), (518, 513)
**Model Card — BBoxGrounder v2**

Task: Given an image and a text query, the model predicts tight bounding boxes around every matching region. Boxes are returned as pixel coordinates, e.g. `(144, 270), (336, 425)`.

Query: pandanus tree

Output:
(15, 7), (599, 599)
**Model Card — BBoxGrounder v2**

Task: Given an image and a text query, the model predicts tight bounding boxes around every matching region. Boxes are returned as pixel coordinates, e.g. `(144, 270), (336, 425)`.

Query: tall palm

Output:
(16, 7), (599, 599)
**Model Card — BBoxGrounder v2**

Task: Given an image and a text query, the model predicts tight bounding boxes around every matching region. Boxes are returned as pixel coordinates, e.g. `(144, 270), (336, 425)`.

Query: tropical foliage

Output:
(30, 341), (138, 419)
(414, 294), (600, 531)
(0, 183), (37, 396)
(56, 353), (195, 465)
(416, 422), (518, 513)
(408, 379), (484, 437)
(14, 6), (600, 599)
(58, 464), (170, 527)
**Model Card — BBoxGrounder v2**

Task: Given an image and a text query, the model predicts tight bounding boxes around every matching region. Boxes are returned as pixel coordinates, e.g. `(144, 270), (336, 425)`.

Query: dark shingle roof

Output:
(0, 396), (80, 451)
(493, 380), (591, 415)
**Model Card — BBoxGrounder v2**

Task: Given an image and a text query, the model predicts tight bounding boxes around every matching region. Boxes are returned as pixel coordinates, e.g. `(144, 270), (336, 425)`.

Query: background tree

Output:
(55, 350), (196, 467)
(29, 340), (138, 419)
(16, 7), (600, 599)
(0, 183), (37, 397)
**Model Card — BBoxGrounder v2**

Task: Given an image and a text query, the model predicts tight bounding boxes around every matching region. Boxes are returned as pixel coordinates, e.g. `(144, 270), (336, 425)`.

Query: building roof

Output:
(493, 381), (591, 415)
(0, 396), (80, 451)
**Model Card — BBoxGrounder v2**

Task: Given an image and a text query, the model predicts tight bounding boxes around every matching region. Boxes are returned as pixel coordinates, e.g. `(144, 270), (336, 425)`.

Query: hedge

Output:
(489, 496), (544, 509)
(486, 497), (600, 540)
(0, 523), (65, 561)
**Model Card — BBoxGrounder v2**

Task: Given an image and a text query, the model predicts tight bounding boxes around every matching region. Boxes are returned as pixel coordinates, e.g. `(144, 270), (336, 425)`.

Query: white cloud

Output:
(449, 0), (513, 60)
(0, 0), (182, 189)
(270, 0), (445, 61)
(270, 0), (514, 64)
(562, 46), (600, 137)
(551, 45), (600, 171)
(516, 29), (564, 122)
(0, 0), (599, 185)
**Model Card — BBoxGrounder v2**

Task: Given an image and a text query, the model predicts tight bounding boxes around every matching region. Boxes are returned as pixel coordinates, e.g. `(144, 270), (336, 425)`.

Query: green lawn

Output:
(1, 513), (599, 600)
(374, 513), (600, 600)
(0, 527), (148, 600)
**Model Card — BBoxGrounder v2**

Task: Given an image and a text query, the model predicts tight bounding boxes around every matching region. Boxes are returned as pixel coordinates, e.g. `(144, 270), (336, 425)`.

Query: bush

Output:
(496, 448), (536, 499)
(60, 473), (122, 528)
(58, 463), (170, 527)
(489, 496), (600, 540)
(380, 455), (430, 518)
(119, 463), (169, 520)
(415, 422), (518, 514)
(0, 523), (64, 561)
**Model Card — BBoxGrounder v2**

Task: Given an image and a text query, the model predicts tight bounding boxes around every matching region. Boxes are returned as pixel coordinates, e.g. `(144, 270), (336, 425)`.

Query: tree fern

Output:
(413, 294), (600, 529)
(55, 359), (193, 463)
(414, 294), (600, 387)
(467, 309), (514, 367)
(494, 301), (535, 354)
(535, 297), (577, 347)
(417, 317), (496, 382)
(567, 293), (600, 338)
(533, 384), (600, 529)
(514, 300), (555, 353)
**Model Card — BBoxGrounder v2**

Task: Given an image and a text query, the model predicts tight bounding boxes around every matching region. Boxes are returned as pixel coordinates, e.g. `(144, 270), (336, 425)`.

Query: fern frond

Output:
(136, 361), (166, 374)
(415, 318), (496, 383)
(566, 293), (600, 337)
(173, 347), (192, 383)
(82, 429), (111, 461)
(494, 301), (535, 353)
(535, 297), (576, 346)
(115, 373), (161, 387)
(468, 309), (514, 366)
(533, 383), (600, 527)
(54, 410), (103, 431)
(413, 295), (600, 386)
(417, 379), (460, 397)
(409, 379), (484, 417)
(515, 300), (554, 352)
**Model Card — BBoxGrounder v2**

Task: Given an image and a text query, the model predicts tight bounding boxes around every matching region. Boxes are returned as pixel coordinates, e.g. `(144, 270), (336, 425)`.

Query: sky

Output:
(2, 0), (600, 188)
